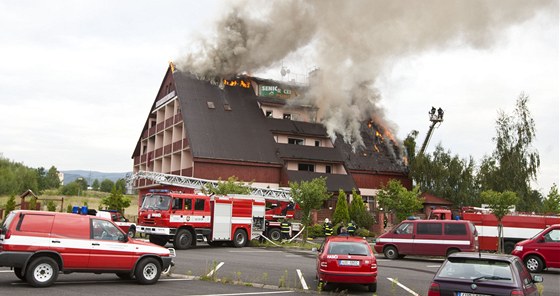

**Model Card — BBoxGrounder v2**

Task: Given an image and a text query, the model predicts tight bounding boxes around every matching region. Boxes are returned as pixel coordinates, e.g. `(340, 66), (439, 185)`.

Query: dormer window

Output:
(283, 113), (292, 120)
(288, 138), (304, 145)
(265, 110), (273, 118)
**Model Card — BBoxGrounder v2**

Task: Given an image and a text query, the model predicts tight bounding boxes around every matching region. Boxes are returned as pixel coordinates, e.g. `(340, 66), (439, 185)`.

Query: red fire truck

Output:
(429, 207), (560, 254)
(129, 171), (301, 247)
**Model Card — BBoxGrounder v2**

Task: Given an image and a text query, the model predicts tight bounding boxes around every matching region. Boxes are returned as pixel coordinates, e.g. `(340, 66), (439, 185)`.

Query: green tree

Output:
(92, 179), (100, 191)
(332, 189), (350, 227)
(478, 94), (540, 212)
(481, 190), (519, 253)
(28, 196), (37, 210)
(202, 176), (251, 195)
(44, 166), (61, 189)
(46, 200), (57, 212)
(36, 167), (47, 191)
(100, 179), (114, 193)
(411, 145), (478, 207)
(115, 178), (127, 194)
(403, 130), (419, 164)
(349, 189), (374, 229)
(377, 180), (424, 223)
(4, 195), (16, 215)
(75, 178), (88, 192)
(542, 184), (560, 215)
(59, 182), (80, 196)
(289, 177), (331, 243)
(101, 185), (131, 213)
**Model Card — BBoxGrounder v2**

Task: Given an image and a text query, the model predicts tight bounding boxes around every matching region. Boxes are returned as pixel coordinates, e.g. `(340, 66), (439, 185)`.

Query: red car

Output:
(511, 224), (560, 272)
(0, 210), (174, 287)
(314, 236), (377, 292)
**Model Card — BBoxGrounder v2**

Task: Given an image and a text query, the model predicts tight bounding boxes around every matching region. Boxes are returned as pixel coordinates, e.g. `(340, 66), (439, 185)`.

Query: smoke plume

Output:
(178, 0), (554, 150)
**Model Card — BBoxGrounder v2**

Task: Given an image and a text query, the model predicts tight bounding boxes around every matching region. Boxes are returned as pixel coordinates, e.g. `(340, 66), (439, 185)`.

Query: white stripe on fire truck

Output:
(4, 235), (169, 255)
(375, 238), (470, 245)
(169, 215), (211, 223)
(475, 225), (543, 239)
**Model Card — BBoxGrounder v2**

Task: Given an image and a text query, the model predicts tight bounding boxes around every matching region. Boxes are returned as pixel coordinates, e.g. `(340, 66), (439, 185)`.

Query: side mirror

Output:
(532, 275), (543, 283)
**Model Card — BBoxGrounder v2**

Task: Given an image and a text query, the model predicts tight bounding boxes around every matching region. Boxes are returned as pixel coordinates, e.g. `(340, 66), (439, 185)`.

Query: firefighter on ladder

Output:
(280, 218), (291, 243)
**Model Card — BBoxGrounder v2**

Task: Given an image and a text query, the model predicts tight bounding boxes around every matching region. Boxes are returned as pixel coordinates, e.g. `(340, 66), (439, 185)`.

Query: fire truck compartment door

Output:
(213, 203), (232, 240)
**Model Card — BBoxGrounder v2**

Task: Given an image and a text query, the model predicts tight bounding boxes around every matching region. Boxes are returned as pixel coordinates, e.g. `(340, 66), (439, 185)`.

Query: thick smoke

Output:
(178, 0), (554, 150)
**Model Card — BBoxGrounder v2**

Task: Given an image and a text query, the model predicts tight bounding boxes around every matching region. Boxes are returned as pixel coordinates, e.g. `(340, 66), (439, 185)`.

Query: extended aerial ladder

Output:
(418, 107), (444, 155)
(127, 170), (293, 203)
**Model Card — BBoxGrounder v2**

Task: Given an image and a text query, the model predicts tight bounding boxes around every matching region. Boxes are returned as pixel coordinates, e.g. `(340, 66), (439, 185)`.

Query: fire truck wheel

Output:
(268, 228), (282, 241)
(128, 226), (136, 238)
(26, 256), (59, 287)
(174, 229), (193, 250)
(503, 241), (515, 254)
(135, 257), (162, 285)
(149, 235), (168, 246)
(525, 255), (544, 273)
(233, 229), (248, 248)
(383, 246), (399, 260)
(14, 268), (26, 281)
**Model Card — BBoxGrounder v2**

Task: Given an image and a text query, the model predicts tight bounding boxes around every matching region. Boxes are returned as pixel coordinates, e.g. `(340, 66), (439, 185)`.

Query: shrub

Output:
(307, 224), (324, 238)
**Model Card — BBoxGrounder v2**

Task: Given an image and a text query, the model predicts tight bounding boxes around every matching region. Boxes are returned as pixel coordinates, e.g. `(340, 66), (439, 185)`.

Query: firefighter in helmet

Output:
(323, 218), (333, 238)
(280, 218), (291, 242)
(347, 220), (356, 236)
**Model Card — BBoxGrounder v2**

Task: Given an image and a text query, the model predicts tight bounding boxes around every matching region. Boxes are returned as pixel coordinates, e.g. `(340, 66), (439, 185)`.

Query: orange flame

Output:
(223, 79), (251, 88)
(374, 144), (380, 153)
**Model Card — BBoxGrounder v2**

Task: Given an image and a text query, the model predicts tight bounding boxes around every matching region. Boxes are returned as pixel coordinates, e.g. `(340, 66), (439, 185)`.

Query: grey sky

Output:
(0, 1), (557, 194)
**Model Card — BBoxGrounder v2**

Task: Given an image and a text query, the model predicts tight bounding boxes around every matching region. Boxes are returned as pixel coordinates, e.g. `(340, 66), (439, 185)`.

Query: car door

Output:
(50, 214), (90, 269)
(414, 222), (443, 256)
(539, 228), (560, 268)
(393, 222), (414, 255)
(88, 218), (134, 270)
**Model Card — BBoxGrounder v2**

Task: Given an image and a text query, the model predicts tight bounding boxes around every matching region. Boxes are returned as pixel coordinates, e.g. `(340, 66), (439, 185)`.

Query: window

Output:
(172, 198), (183, 210)
(315, 140), (320, 147)
(224, 103), (231, 111)
(195, 199), (205, 211)
(288, 138), (304, 145)
(184, 199), (192, 210)
(298, 163), (315, 172)
(207, 101), (215, 109)
(283, 113), (292, 119)
(444, 223), (467, 235)
(417, 223), (442, 235)
(18, 214), (54, 233)
(265, 110), (273, 118)
(92, 219), (125, 241)
(325, 165), (332, 174)
(395, 222), (413, 234)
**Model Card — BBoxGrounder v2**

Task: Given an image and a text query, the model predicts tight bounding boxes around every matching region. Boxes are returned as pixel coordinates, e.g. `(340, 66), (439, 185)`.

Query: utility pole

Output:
(419, 107), (444, 155)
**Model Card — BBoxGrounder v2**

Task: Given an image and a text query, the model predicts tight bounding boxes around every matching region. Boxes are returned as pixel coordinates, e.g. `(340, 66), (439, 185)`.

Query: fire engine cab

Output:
(137, 189), (266, 250)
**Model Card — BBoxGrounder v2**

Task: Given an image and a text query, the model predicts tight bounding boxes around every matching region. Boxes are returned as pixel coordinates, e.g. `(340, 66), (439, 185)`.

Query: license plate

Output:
(457, 293), (491, 296)
(339, 260), (359, 266)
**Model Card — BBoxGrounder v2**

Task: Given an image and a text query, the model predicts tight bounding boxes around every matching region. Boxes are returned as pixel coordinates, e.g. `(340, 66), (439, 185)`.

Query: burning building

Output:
(132, 64), (411, 222)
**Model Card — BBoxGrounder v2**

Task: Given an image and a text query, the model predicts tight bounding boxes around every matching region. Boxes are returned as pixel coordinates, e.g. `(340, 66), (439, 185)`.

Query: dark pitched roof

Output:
(266, 118), (329, 137)
(276, 143), (344, 163)
(285, 171), (357, 192)
(421, 192), (453, 205)
(173, 71), (282, 165)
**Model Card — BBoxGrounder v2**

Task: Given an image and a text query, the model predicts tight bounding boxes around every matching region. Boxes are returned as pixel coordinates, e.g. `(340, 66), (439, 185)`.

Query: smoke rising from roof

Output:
(178, 0), (554, 151)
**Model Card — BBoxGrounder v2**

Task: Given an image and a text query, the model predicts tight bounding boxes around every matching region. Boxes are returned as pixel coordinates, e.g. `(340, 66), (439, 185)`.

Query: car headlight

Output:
(514, 245), (523, 252)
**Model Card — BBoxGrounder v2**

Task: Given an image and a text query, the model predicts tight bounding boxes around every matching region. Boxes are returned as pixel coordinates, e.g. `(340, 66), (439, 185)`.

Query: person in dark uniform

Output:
(323, 218), (333, 238)
(280, 219), (291, 242)
(347, 221), (356, 236)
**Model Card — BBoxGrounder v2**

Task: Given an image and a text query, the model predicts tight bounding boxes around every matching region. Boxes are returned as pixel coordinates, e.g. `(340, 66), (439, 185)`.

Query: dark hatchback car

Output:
(428, 252), (543, 296)
(314, 236), (377, 292)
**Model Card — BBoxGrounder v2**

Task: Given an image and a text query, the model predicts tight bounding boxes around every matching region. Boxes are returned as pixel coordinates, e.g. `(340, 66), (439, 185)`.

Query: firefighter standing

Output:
(323, 218), (333, 237)
(280, 219), (291, 242)
(347, 221), (356, 236)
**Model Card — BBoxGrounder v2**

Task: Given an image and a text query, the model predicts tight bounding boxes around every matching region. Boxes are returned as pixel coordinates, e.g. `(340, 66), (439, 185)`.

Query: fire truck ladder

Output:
(128, 170), (292, 203)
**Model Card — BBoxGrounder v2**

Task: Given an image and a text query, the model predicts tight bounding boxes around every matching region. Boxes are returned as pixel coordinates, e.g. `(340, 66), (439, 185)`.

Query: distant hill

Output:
(61, 170), (129, 185)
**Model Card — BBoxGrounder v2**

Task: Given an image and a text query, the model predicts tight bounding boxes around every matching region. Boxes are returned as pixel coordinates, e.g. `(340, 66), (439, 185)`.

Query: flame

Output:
(373, 144), (380, 153)
(375, 130), (382, 138)
(223, 79), (251, 88)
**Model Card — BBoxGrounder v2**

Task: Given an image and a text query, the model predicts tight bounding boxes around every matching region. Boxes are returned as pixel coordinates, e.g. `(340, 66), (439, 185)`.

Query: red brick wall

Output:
(351, 172), (412, 190)
(193, 161), (281, 184)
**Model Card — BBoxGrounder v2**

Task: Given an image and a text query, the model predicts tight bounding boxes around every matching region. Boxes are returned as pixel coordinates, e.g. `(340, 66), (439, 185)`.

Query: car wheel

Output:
(128, 226), (136, 238)
(384, 246), (399, 260)
(233, 229), (247, 248)
(116, 272), (134, 280)
(367, 283), (377, 292)
(268, 228), (282, 241)
(525, 255), (544, 273)
(174, 229), (193, 250)
(135, 257), (162, 285)
(149, 235), (168, 246)
(14, 268), (26, 281)
(26, 257), (59, 287)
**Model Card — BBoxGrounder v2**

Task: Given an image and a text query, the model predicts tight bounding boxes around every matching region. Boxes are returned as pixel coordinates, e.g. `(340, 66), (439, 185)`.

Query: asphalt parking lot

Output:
(1, 243), (559, 295)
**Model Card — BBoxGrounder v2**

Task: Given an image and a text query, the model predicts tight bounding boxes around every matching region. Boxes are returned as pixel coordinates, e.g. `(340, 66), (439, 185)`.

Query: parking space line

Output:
(387, 277), (420, 296)
(188, 292), (294, 296)
(296, 269), (308, 290)
(206, 261), (225, 277)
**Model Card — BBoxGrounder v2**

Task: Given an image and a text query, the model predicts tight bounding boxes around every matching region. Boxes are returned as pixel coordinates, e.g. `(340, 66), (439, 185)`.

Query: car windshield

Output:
(438, 258), (513, 283)
(141, 194), (171, 210)
(327, 241), (370, 256)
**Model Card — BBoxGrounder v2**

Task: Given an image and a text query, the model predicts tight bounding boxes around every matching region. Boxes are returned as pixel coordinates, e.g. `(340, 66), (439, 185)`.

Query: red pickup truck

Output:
(0, 210), (174, 287)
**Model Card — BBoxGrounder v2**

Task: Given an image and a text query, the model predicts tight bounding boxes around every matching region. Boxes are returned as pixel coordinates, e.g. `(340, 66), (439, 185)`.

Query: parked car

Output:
(0, 210), (174, 287)
(374, 219), (478, 259)
(427, 252), (543, 296)
(314, 236), (377, 292)
(93, 209), (136, 237)
(511, 224), (560, 272)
